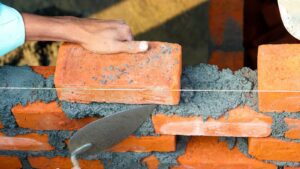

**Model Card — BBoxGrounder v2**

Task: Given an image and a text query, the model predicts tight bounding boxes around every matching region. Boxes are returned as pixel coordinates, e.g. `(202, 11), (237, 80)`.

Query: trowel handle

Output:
(71, 143), (93, 169)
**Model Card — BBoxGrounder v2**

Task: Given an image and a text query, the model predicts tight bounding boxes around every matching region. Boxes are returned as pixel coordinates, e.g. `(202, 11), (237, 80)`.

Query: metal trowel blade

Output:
(278, 0), (300, 40)
(69, 105), (156, 156)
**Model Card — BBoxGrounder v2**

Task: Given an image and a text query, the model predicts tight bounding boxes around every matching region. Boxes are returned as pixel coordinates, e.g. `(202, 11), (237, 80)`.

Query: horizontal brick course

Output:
(285, 118), (300, 139)
(0, 156), (22, 169)
(0, 133), (54, 151)
(12, 101), (97, 130)
(28, 156), (104, 169)
(248, 137), (300, 162)
(174, 137), (276, 169)
(55, 42), (182, 105)
(152, 106), (272, 137)
(258, 44), (300, 112)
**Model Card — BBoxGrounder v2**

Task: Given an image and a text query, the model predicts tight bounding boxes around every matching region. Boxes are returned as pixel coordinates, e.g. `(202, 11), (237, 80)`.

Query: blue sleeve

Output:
(0, 3), (25, 56)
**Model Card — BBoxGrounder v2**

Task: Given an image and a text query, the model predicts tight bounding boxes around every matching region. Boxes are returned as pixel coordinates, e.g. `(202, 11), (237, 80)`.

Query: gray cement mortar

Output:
(0, 66), (57, 128)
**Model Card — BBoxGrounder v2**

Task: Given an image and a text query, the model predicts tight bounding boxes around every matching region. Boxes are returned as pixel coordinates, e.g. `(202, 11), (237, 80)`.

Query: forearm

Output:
(22, 13), (83, 43)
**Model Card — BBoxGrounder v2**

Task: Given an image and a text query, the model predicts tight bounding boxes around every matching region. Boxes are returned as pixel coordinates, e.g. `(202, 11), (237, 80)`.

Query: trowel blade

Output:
(69, 105), (156, 156)
(278, 0), (300, 40)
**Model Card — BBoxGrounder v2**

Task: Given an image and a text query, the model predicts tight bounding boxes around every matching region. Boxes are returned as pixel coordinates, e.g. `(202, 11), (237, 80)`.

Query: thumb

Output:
(117, 41), (149, 53)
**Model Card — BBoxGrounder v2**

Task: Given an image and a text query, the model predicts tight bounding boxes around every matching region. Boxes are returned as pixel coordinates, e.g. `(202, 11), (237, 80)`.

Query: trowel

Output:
(69, 105), (156, 169)
(278, 0), (300, 40)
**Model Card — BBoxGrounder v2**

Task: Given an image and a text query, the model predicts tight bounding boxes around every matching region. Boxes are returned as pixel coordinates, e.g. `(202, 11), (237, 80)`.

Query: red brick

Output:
(209, 0), (244, 46)
(258, 44), (300, 112)
(152, 106), (272, 137)
(173, 137), (276, 169)
(285, 167), (300, 169)
(0, 133), (54, 151)
(31, 66), (55, 78)
(55, 42), (182, 105)
(0, 156), (22, 169)
(209, 51), (244, 71)
(249, 137), (300, 162)
(285, 118), (300, 139)
(12, 101), (97, 130)
(142, 155), (160, 169)
(109, 135), (176, 152)
(29, 156), (104, 169)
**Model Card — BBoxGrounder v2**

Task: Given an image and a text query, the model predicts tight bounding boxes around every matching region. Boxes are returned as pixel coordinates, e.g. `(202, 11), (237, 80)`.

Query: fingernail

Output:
(139, 41), (149, 52)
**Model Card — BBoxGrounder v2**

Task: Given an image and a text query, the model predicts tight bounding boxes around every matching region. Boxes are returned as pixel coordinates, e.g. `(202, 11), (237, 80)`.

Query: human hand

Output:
(72, 18), (149, 54)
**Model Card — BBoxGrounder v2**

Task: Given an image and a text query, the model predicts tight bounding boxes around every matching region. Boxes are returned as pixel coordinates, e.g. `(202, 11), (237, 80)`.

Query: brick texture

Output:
(29, 156), (104, 169)
(0, 156), (22, 169)
(173, 137), (276, 169)
(12, 101), (97, 130)
(249, 137), (300, 162)
(0, 133), (53, 151)
(285, 118), (300, 139)
(209, 51), (244, 71)
(110, 135), (176, 152)
(55, 42), (182, 105)
(258, 44), (300, 112)
(152, 106), (272, 137)
(209, 0), (243, 46)
(142, 155), (160, 169)
(31, 66), (56, 78)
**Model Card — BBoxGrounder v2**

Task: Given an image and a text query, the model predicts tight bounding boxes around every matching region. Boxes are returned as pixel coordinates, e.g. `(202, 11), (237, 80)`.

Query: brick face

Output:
(0, 156), (22, 169)
(209, 51), (244, 71)
(209, 0), (243, 46)
(0, 133), (54, 151)
(31, 66), (55, 78)
(248, 137), (300, 162)
(285, 118), (300, 139)
(29, 156), (104, 169)
(258, 44), (300, 112)
(174, 137), (276, 169)
(12, 101), (97, 130)
(142, 155), (160, 169)
(55, 42), (182, 105)
(110, 135), (176, 152)
(152, 106), (272, 137)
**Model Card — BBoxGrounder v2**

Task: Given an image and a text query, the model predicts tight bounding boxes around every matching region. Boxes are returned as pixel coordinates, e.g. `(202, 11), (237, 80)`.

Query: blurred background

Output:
(1, 0), (299, 69)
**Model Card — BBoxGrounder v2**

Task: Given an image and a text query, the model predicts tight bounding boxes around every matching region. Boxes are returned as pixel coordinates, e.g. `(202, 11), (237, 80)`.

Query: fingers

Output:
(115, 41), (149, 53)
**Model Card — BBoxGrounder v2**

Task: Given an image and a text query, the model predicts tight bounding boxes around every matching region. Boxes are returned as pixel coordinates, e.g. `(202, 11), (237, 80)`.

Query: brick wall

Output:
(2, 1), (300, 169)
(2, 44), (300, 168)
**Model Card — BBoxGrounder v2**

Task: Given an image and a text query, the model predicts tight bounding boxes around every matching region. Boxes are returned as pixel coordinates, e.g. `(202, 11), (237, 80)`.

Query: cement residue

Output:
(270, 113), (288, 138)
(48, 131), (74, 150)
(156, 64), (254, 120)
(0, 66), (57, 128)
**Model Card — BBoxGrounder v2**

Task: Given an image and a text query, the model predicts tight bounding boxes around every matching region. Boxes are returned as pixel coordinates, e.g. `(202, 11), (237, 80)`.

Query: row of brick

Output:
(0, 155), (104, 169)
(10, 100), (300, 139)
(55, 42), (300, 114)
(1, 131), (300, 163)
(0, 132), (175, 152)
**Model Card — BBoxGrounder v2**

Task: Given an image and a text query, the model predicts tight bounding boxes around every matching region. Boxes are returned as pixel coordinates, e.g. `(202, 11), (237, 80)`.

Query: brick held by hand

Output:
(55, 42), (182, 105)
